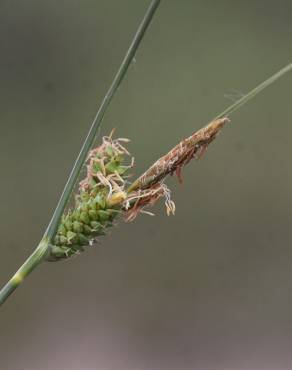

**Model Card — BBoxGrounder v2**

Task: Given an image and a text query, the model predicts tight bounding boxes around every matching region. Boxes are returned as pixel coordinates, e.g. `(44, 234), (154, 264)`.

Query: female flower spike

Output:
(48, 133), (133, 261)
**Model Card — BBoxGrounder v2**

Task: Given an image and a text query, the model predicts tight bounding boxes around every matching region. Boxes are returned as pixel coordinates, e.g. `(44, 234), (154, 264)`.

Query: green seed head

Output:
(48, 133), (132, 261)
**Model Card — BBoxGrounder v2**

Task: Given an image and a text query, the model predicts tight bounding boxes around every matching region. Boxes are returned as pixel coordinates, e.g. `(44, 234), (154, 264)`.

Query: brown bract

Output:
(124, 117), (229, 221)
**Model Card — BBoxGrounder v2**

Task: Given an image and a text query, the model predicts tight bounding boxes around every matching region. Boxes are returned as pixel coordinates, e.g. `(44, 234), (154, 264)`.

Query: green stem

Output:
(0, 238), (49, 306)
(0, 0), (161, 306)
(213, 62), (292, 120)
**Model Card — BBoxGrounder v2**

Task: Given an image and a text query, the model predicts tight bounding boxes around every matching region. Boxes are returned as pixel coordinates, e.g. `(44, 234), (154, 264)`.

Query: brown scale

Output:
(124, 117), (229, 220)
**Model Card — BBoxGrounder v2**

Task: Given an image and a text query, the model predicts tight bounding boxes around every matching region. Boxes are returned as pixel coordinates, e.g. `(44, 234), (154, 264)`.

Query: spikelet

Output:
(48, 132), (133, 261)
(48, 118), (229, 261)
(124, 118), (229, 220)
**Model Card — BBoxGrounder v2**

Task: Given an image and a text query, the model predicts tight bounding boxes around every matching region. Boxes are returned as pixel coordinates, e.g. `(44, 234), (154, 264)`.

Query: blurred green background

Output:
(1, 1), (292, 369)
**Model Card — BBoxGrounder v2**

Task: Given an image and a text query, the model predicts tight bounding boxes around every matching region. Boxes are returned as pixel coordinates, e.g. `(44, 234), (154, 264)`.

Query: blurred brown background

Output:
(1, 1), (292, 369)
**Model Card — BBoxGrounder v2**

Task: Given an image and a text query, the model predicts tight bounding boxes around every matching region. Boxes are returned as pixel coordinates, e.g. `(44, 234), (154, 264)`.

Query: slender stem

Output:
(0, 238), (49, 306)
(0, 0), (161, 306)
(213, 62), (292, 120)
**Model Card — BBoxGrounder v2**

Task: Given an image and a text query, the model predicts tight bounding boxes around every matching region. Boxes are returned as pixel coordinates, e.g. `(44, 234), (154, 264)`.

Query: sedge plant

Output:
(0, 0), (292, 306)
